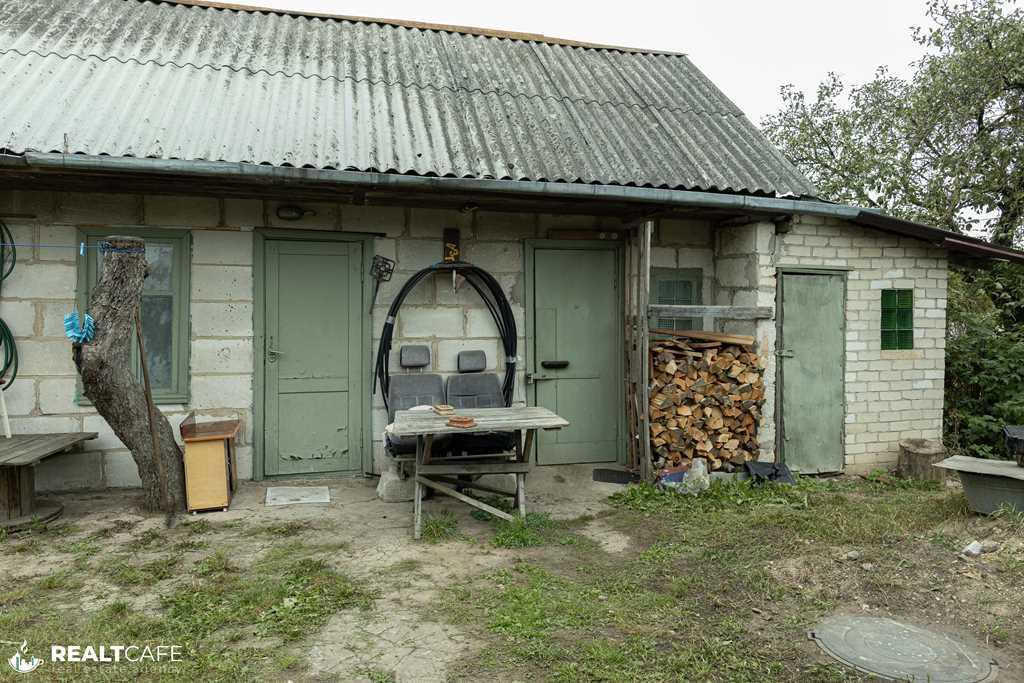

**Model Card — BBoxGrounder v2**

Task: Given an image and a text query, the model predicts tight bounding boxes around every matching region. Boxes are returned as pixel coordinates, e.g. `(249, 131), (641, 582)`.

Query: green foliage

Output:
(763, 1), (1024, 458)
(420, 510), (460, 543)
(946, 264), (1024, 457)
(763, 0), (1024, 244)
(491, 513), (556, 549)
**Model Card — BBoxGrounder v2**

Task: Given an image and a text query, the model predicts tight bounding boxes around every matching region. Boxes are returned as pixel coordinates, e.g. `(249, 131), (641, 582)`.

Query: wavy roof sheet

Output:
(0, 0), (815, 196)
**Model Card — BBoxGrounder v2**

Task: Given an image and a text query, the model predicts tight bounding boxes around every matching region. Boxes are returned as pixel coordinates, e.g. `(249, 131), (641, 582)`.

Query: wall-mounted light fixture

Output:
(275, 204), (317, 221)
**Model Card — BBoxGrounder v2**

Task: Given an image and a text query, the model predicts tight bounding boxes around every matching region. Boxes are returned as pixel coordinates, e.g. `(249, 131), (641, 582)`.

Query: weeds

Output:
(492, 513), (556, 549)
(421, 511), (460, 543)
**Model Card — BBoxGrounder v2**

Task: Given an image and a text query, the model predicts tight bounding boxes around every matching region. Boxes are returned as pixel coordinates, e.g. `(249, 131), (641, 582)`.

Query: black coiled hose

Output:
(374, 261), (517, 412)
(0, 219), (18, 390)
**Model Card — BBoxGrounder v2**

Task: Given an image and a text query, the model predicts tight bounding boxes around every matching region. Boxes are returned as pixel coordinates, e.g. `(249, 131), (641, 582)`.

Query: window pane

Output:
(898, 329), (914, 350)
(677, 281), (693, 304)
(897, 308), (913, 329)
(94, 242), (174, 292)
(881, 330), (899, 350)
(881, 290), (897, 308)
(141, 295), (174, 390)
(144, 244), (174, 291)
(897, 289), (913, 308)
(880, 308), (898, 329)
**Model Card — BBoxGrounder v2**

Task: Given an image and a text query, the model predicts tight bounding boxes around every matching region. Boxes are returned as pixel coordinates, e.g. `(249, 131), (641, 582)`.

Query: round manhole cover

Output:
(810, 615), (997, 682)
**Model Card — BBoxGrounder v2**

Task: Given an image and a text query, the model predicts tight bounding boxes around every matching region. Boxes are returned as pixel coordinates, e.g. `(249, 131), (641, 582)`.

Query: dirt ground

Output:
(1, 474), (1021, 682)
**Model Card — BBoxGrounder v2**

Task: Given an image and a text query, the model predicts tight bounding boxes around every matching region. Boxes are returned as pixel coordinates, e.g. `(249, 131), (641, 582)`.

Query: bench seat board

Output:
(0, 433), (99, 468)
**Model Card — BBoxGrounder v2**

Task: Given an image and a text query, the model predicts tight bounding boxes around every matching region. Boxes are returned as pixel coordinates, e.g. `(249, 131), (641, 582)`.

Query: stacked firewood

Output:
(649, 330), (765, 471)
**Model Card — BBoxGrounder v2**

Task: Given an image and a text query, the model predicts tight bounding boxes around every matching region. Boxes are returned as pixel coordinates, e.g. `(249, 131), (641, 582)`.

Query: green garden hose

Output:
(0, 219), (19, 389)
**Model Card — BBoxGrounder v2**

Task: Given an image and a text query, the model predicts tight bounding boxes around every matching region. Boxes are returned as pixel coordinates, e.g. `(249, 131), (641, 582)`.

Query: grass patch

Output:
(254, 520), (313, 536)
(182, 519), (212, 535)
(492, 513), (557, 549)
(2, 537), (376, 681)
(421, 511), (460, 543)
(356, 667), (397, 683)
(195, 550), (237, 577)
(439, 478), (996, 682)
(163, 551), (373, 642)
(101, 556), (180, 586)
(35, 569), (84, 592)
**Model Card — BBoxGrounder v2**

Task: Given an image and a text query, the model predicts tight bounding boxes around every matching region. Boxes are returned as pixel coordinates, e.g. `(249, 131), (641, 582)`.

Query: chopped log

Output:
(648, 333), (765, 471)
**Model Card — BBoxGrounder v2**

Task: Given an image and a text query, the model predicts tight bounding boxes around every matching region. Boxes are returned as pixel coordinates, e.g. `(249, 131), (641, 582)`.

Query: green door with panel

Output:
(263, 240), (364, 476)
(778, 271), (845, 473)
(529, 245), (622, 465)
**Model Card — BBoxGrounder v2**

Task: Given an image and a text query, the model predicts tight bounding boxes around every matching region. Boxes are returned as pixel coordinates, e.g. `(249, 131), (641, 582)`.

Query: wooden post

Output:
(638, 220), (653, 482)
(0, 466), (33, 521)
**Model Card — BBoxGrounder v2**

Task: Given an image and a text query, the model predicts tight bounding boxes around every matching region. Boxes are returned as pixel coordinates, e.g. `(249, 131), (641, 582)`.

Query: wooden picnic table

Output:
(0, 432), (98, 529)
(389, 406), (569, 539)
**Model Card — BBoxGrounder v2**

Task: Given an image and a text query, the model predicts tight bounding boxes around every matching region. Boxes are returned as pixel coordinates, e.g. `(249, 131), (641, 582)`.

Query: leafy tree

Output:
(762, 0), (1024, 244)
(762, 0), (1024, 457)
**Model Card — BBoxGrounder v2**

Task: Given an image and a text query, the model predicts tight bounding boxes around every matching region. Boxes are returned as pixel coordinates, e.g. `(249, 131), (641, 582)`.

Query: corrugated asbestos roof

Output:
(0, 0), (816, 196)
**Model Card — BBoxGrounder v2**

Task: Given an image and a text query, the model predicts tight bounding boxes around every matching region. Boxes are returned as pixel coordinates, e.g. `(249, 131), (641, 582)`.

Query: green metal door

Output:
(779, 272), (845, 473)
(530, 246), (622, 465)
(263, 240), (363, 476)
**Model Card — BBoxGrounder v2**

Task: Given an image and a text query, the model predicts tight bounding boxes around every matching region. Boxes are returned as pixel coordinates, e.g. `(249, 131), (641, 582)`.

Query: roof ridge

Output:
(144, 0), (689, 56)
(2, 46), (743, 119)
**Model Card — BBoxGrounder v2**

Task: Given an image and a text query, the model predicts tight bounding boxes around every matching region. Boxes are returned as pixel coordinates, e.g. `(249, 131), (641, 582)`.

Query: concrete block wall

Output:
(0, 190), (259, 490)
(1, 189), (640, 486)
(369, 209), (635, 471)
(650, 218), (716, 328)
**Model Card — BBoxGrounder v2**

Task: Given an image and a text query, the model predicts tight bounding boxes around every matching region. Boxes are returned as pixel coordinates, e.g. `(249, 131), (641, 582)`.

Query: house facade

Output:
(0, 0), (1018, 492)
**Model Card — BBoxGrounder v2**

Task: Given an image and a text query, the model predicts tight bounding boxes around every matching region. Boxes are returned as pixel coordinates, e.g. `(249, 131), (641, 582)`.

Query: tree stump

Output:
(898, 439), (946, 482)
(73, 236), (186, 513)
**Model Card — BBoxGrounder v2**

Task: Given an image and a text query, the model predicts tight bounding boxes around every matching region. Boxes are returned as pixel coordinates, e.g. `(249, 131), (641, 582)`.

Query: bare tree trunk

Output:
(72, 236), (186, 513)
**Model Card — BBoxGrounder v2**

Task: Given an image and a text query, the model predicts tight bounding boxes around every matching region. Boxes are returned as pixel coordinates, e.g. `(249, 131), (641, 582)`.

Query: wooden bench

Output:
(0, 432), (98, 530)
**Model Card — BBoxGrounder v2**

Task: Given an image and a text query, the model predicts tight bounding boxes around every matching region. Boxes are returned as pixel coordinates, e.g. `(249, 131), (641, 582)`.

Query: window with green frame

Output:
(652, 267), (702, 331)
(881, 289), (914, 350)
(77, 228), (191, 403)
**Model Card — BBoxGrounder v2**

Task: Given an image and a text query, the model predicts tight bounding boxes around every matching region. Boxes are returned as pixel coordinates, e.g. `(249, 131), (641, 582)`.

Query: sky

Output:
(247, 0), (931, 123)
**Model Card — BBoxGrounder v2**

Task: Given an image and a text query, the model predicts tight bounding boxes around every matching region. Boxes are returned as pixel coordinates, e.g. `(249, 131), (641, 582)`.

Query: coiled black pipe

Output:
(374, 261), (517, 412)
(0, 219), (18, 390)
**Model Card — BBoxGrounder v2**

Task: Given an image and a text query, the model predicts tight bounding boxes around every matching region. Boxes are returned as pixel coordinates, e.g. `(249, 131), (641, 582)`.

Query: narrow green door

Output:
(530, 246), (622, 465)
(779, 272), (845, 473)
(263, 240), (363, 476)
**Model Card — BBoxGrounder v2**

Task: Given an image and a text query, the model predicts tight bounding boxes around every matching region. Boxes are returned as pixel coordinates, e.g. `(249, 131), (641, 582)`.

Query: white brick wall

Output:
(750, 215), (947, 472)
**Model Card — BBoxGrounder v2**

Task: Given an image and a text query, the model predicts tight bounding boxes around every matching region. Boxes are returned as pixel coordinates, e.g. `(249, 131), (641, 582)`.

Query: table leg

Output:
(413, 435), (424, 540)
(422, 433), (434, 465)
(522, 429), (536, 464)
(516, 473), (526, 517)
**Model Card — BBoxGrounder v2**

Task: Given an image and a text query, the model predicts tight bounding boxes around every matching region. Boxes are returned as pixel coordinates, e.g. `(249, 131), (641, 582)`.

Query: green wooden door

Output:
(779, 272), (845, 473)
(531, 246), (622, 465)
(263, 240), (363, 476)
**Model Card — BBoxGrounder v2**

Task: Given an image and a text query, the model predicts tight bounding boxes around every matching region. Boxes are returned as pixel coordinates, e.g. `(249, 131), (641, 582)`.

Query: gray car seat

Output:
(446, 350), (516, 454)
(385, 345), (449, 456)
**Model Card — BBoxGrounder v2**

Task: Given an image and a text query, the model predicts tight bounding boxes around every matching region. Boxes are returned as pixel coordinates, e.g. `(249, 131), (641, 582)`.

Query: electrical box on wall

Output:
(443, 228), (461, 262)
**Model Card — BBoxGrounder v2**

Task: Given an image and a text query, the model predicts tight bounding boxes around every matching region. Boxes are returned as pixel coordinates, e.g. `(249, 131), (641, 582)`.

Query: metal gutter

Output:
(6, 152), (1023, 264)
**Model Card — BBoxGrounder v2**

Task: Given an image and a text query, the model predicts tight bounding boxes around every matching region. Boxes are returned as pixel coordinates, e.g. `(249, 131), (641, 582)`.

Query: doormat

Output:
(810, 615), (997, 682)
(265, 486), (331, 507)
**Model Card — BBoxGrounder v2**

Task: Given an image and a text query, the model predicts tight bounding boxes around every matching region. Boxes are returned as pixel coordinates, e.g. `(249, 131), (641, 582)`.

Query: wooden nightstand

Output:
(180, 412), (240, 514)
